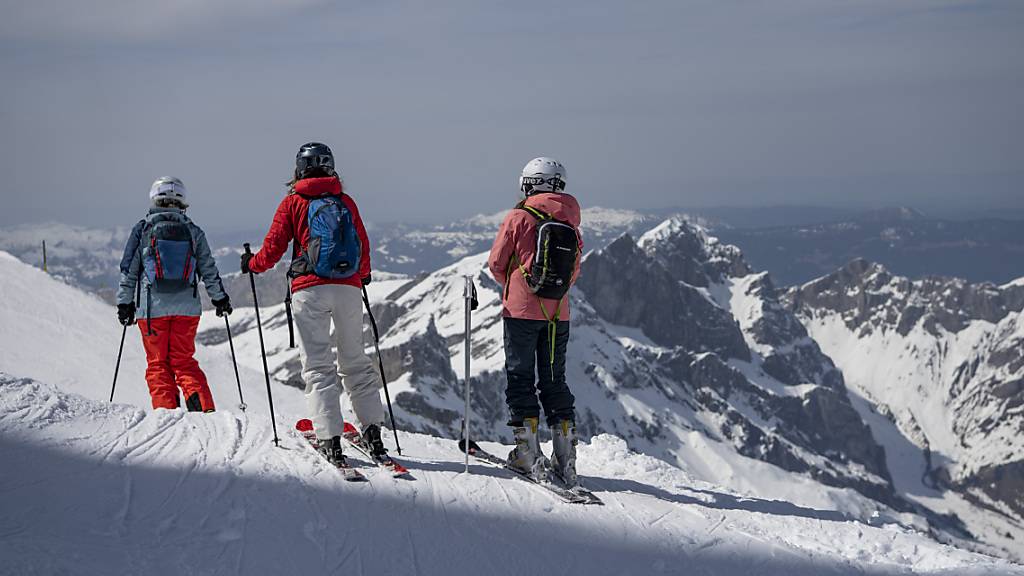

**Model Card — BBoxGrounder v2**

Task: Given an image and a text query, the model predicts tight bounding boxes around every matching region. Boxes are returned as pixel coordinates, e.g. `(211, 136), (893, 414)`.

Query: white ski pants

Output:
(291, 283), (385, 439)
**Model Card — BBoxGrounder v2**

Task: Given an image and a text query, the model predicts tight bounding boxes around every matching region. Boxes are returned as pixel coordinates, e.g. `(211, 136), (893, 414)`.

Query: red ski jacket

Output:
(248, 176), (372, 293)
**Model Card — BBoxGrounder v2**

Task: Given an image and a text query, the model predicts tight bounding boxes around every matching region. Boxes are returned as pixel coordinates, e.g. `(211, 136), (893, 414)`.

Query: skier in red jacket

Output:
(242, 142), (390, 468)
(488, 157), (583, 487)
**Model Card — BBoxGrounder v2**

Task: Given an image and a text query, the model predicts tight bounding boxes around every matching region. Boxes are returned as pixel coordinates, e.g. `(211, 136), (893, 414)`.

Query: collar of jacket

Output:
(294, 176), (342, 198)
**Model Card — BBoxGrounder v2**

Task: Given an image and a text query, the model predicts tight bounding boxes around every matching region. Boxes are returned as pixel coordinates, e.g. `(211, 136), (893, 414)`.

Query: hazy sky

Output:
(1, 0), (1022, 229)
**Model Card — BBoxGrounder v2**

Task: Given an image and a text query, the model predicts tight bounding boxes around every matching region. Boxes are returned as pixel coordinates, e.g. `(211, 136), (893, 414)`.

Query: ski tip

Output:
(295, 419), (313, 432)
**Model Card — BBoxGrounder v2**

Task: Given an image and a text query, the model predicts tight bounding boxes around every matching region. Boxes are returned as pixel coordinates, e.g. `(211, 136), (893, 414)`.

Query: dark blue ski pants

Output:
(503, 318), (575, 426)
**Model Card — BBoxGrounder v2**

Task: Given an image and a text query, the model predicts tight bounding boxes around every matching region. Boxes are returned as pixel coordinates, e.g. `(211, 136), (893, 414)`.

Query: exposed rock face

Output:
(786, 259), (1024, 519)
(788, 258), (1024, 337)
(578, 235), (751, 361)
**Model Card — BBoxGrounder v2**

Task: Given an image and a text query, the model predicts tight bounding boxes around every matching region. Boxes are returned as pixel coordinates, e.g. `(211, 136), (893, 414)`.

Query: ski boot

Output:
(550, 419), (578, 488)
(507, 417), (548, 482)
(318, 435), (348, 468)
(362, 424), (389, 461)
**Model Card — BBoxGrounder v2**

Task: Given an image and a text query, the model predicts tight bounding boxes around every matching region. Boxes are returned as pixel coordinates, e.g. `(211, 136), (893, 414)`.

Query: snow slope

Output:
(2, 254), (1022, 574)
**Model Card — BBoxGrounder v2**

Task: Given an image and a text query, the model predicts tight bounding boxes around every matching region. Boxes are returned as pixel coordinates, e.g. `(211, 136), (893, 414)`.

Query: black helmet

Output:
(295, 142), (335, 179)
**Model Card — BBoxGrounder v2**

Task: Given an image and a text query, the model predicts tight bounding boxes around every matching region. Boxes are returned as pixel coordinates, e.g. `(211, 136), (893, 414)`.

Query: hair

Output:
(285, 167), (340, 194)
(153, 197), (187, 210)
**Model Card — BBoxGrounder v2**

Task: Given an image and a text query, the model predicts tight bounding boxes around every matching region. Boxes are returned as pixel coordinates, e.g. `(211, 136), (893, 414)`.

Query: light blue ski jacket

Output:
(116, 208), (227, 319)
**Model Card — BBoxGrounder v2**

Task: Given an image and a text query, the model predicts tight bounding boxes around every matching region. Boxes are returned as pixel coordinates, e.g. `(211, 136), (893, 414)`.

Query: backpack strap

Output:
(516, 202), (551, 222)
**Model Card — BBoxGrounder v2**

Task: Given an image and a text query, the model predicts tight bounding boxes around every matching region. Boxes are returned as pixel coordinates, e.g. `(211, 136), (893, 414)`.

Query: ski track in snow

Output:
(0, 252), (1022, 574)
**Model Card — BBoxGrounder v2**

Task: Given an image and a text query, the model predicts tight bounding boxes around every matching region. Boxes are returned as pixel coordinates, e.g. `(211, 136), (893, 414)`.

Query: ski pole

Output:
(460, 275), (479, 472)
(284, 280), (296, 349)
(244, 243), (280, 446)
(224, 315), (247, 412)
(109, 324), (127, 403)
(361, 284), (401, 455)
(463, 275), (473, 472)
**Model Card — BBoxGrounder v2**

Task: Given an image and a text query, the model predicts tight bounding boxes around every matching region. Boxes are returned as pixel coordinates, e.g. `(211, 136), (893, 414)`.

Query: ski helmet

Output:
(149, 176), (188, 207)
(295, 142), (335, 179)
(520, 157), (567, 196)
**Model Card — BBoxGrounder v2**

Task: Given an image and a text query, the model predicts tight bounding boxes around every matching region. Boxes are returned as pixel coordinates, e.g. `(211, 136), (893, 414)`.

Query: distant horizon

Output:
(2, 200), (1023, 235)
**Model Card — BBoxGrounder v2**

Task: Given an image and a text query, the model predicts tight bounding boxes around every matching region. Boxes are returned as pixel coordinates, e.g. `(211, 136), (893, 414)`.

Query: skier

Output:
(241, 142), (391, 468)
(116, 177), (232, 412)
(488, 157), (584, 487)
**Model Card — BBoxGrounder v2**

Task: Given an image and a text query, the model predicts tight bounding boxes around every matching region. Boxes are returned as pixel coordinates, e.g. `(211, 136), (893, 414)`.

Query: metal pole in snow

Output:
(463, 275), (478, 473)
(42, 240), (47, 273)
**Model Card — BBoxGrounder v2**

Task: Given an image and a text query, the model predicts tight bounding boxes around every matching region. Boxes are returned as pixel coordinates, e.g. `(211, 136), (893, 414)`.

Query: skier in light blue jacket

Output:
(116, 177), (231, 411)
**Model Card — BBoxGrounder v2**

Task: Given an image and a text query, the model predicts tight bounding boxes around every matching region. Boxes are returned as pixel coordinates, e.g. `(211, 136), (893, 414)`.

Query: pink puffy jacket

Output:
(488, 192), (583, 321)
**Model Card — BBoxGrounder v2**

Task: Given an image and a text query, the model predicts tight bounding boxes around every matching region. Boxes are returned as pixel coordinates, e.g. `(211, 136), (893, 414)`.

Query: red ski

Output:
(342, 422), (413, 479)
(295, 419), (367, 482)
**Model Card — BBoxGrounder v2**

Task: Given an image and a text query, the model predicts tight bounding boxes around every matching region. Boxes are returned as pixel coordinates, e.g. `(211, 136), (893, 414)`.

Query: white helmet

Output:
(149, 176), (188, 208)
(520, 157), (567, 196)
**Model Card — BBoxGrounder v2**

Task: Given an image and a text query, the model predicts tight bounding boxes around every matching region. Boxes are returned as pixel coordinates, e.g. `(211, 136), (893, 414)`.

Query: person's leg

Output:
(292, 285), (345, 439)
(503, 318), (543, 425)
(535, 320), (575, 425)
(331, 284), (385, 430)
(167, 315), (215, 412)
(138, 317), (178, 410)
(536, 320), (577, 485)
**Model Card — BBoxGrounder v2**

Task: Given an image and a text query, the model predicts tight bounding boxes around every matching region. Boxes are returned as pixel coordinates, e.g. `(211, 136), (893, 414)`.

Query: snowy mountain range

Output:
(194, 216), (1024, 562)
(6, 252), (1021, 574)
(788, 261), (1024, 523)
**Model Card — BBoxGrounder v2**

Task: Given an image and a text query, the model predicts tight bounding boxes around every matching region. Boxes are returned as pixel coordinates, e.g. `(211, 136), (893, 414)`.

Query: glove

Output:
(241, 253), (254, 274)
(361, 274), (372, 286)
(213, 296), (232, 317)
(117, 303), (136, 326)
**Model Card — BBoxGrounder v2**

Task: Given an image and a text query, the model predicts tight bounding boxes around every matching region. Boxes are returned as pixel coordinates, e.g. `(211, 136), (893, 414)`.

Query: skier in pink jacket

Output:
(488, 157), (583, 487)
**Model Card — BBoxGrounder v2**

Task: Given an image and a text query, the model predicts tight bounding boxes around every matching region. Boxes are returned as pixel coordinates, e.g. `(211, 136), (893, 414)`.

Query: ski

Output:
(342, 422), (413, 479)
(458, 439), (603, 505)
(295, 420), (368, 482)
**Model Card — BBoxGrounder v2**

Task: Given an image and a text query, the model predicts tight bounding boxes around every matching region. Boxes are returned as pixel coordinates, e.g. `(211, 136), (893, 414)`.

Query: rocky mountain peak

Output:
(638, 217), (751, 285)
(789, 259), (1024, 336)
(579, 230), (751, 360)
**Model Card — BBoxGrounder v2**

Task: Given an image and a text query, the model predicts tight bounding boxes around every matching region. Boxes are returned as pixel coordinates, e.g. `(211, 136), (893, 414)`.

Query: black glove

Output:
(213, 296), (232, 317)
(361, 274), (372, 286)
(117, 303), (136, 326)
(241, 253), (254, 274)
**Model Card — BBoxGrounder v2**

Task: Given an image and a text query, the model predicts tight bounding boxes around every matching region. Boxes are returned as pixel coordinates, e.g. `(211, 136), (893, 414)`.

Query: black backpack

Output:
(517, 202), (580, 300)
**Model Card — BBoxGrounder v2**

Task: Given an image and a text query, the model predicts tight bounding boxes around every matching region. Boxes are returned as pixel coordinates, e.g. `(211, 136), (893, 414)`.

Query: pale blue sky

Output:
(1, 0), (1022, 228)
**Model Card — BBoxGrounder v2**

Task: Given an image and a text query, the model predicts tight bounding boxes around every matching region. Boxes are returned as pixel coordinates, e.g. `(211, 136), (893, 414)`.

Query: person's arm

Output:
(115, 221), (145, 305)
(190, 225), (227, 301)
(345, 195), (372, 281)
(571, 228), (584, 284)
(249, 197), (295, 273)
(489, 210), (529, 285)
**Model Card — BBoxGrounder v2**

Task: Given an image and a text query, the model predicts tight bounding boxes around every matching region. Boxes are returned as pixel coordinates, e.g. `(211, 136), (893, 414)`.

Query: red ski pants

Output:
(137, 316), (215, 412)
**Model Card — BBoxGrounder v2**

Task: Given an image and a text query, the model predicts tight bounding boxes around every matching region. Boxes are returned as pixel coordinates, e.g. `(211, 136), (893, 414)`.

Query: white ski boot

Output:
(507, 417), (548, 482)
(550, 420), (578, 488)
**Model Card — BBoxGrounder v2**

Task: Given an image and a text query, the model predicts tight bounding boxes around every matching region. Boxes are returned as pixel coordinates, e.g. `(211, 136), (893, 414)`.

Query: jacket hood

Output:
(524, 192), (581, 227)
(293, 176), (343, 198)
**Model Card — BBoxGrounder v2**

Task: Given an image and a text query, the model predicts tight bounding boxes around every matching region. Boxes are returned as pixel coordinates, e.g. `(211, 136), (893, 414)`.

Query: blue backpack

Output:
(288, 195), (361, 279)
(142, 218), (197, 293)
